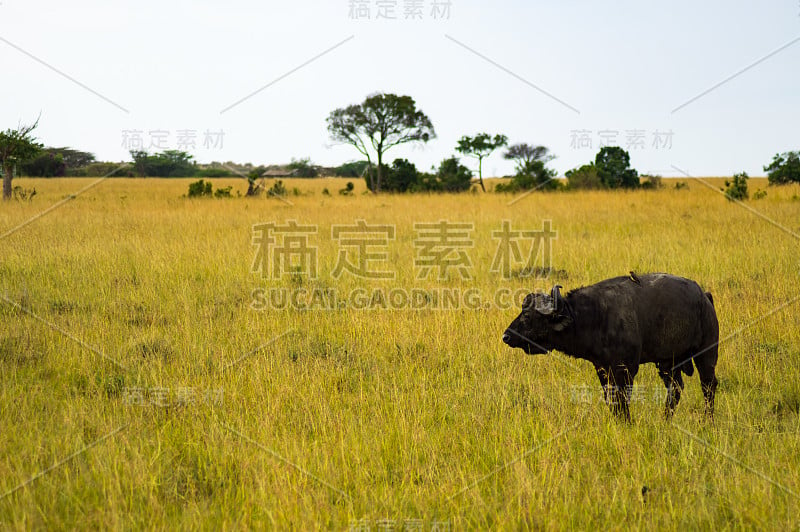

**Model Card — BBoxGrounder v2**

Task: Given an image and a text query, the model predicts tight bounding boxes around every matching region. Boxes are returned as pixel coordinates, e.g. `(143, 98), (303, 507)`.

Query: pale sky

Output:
(2, 0), (799, 177)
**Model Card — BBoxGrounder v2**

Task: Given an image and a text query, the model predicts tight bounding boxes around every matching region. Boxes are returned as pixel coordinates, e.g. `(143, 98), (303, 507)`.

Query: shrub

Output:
(409, 157), (472, 192)
(495, 170), (560, 193)
(411, 171), (440, 192)
(267, 180), (287, 197)
(363, 157), (472, 193)
(339, 182), (354, 195)
(433, 156), (473, 192)
(187, 179), (213, 197)
(388, 159), (423, 192)
(365, 159), (421, 192)
(674, 181), (689, 190)
(724, 172), (749, 201)
(214, 186), (234, 198)
(565, 164), (602, 190)
(764, 151), (800, 185)
(753, 189), (767, 200)
(641, 175), (663, 190)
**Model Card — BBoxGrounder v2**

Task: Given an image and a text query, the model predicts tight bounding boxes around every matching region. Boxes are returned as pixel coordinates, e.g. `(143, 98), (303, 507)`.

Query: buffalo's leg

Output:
(595, 365), (609, 391)
(694, 347), (719, 417)
(594, 366), (612, 408)
(596, 365), (636, 421)
(658, 363), (685, 418)
(610, 365), (637, 421)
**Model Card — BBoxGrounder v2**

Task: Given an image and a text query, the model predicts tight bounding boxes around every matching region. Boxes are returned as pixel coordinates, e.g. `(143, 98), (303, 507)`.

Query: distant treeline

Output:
(17, 149), (370, 179)
(5, 91), (800, 198)
(15, 145), (800, 193)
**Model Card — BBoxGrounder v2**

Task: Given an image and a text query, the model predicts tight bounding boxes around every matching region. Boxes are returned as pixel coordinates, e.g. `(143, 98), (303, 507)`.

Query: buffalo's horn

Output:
(551, 285), (563, 311)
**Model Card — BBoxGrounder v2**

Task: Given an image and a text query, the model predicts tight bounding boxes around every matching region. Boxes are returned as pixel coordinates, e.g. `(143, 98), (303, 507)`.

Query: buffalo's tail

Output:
(705, 291), (714, 306)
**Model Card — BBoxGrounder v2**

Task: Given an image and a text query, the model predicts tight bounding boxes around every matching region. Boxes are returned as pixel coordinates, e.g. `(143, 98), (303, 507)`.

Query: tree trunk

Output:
(365, 156), (376, 192)
(2, 165), (12, 200)
(478, 157), (486, 192)
(376, 150), (383, 193)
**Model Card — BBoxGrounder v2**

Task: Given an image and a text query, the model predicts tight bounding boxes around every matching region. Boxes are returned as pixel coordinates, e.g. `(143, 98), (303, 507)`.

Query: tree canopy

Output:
(497, 143), (558, 192)
(130, 150), (196, 177)
(455, 133), (508, 192)
(594, 146), (639, 189)
(764, 151), (800, 185)
(0, 119), (43, 199)
(327, 93), (435, 192)
(21, 147), (96, 177)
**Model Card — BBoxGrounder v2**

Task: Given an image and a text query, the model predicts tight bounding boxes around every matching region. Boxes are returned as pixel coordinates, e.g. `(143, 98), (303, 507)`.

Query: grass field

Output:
(1, 176), (799, 529)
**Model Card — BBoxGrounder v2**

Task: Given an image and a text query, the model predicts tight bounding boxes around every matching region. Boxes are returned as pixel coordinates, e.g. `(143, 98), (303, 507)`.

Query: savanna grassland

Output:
(1, 176), (799, 530)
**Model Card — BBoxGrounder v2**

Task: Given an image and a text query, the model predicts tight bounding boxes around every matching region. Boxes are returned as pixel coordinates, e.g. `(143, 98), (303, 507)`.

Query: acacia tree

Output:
(504, 144), (553, 169)
(327, 93), (435, 192)
(502, 143), (558, 190)
(455, 133), (507, 192)
(0, 119), (42, 200)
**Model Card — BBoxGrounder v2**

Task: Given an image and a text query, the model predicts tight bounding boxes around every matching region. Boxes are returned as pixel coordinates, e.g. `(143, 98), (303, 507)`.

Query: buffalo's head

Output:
(502, 285), (573, 354)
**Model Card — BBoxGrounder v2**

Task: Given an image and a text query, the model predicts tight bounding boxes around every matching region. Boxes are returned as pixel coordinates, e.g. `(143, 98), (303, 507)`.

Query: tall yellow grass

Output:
(0, 176), (798, 529)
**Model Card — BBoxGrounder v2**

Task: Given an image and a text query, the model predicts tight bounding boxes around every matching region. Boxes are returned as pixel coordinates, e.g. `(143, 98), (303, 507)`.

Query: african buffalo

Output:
(502, 273), (719, 420)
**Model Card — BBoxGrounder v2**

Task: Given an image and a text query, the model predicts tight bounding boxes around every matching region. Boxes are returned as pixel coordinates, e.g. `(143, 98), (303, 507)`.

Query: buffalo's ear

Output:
(551, 315), (572, 332)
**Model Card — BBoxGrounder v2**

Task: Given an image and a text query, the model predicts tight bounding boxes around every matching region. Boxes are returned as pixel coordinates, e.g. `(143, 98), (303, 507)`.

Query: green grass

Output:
(0, 177), (798, 529)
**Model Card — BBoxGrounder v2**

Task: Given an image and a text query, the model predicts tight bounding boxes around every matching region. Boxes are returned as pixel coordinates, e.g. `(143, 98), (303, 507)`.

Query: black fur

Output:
(502, 273), (719, 421)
